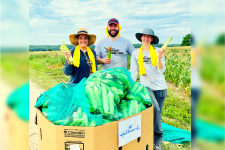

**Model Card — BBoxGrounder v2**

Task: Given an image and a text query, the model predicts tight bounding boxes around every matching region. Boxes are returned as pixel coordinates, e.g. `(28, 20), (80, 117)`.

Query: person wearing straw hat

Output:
(63, 28), (97, 84)
(95, 18), (135, 70)
(130, 28), (167, 150)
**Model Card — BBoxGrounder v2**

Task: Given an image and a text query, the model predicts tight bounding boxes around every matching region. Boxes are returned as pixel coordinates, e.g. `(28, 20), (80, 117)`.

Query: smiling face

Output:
(141, 34), (153, 45)
(77, 34), (89, 48)
(108, 23), (119, 37)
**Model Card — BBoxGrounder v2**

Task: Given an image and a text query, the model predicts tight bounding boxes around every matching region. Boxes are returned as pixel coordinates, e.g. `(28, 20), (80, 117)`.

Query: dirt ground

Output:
(1, 80), (13, 150)
(29, 80), (45, 150)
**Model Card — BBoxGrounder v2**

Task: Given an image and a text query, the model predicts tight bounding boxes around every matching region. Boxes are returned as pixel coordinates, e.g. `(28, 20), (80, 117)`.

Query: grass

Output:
(196, 83), (225, 126)
(29, 51), (69, 90)
(162, 142), (191, 150)
(199, 46), (224, 94)
(196, 139), (225, 150)
(162, 87), (191, 130)
(1, 53), (29, 87)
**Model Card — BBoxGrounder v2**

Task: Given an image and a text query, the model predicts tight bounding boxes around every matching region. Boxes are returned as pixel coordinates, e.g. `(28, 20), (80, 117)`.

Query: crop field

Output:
(164, 47), (191, 96)
(29, 47), (192, 149)
(29, 47), (191, 97)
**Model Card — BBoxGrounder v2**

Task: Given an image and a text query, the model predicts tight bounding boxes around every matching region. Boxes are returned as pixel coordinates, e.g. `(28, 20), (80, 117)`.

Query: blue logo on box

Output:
(120, 124), (140, 139)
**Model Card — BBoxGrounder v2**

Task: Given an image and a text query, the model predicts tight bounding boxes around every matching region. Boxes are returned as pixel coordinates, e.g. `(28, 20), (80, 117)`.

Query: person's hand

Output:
(64, 51), (71, 61)
(64, 51), (72, 65)
(158, 48), (165, 59)
(104, 57), (111, 64)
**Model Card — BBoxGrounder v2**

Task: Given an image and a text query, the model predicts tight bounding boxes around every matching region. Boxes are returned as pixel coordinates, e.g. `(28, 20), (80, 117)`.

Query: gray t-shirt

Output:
(130, 48), (167, 91)
(95, 37), (135, 70)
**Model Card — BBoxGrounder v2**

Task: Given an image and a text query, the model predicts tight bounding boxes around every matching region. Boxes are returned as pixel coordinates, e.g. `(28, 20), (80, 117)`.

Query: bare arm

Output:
(157, 48), (165, 69)
(158, 58), (164, 69)
(97, 57), (111, 64)
(130, 51), (139, 81)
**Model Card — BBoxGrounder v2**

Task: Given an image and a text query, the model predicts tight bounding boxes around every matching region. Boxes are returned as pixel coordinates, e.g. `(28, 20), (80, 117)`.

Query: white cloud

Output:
(29, 17), (59, 27)
(191, 0), (224, 15)
(43, 0), (190, 21)
(128, 0), (190, 16)
(29, 0), (191, 44)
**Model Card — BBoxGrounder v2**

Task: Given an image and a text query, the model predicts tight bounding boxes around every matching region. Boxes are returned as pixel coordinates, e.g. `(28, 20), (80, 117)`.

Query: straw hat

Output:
(69, 28), (96, 46)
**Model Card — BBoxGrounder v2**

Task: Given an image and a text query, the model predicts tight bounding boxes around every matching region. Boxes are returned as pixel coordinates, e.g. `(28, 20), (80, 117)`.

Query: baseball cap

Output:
(107, 18), (119, 26)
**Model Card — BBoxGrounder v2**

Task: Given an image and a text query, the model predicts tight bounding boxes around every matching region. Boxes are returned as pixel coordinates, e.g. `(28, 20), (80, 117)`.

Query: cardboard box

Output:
(37, 106), (153, 150)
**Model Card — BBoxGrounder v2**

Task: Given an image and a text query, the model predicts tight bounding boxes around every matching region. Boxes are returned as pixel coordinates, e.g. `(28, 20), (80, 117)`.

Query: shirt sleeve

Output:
(126, 39), (136, 56)
(63, 61), (74, 75)
(130, 50), (139, 81)
(95, 41), (101, 58)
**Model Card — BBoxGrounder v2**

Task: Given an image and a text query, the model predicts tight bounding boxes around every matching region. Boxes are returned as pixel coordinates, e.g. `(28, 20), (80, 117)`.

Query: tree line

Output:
(29, 44), (181, 51)
(30, 33), (225, 51)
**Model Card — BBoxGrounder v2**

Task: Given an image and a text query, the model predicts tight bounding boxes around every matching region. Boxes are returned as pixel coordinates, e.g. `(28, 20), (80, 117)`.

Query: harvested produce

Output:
(104, 46), (112, 59)
(60, 41), (76, 65)
(35, 67), (152, 127)
(118, 100), (146, 119)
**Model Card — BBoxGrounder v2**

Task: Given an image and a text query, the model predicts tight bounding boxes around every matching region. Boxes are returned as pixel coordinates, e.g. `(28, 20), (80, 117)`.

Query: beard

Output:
(108, 29), (119, 37)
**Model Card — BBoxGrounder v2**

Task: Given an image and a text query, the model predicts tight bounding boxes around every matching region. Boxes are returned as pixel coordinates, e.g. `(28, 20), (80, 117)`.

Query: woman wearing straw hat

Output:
(63, 28), (97, 84)
(130, 28), (167, 150)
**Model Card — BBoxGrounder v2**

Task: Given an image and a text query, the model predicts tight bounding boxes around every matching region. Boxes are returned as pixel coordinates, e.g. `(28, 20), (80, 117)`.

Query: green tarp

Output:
(162, 122), (191, 144)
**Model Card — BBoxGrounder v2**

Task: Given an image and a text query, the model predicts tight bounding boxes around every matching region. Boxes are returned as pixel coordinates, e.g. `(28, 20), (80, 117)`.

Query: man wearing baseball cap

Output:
(95, 18), (135, 70)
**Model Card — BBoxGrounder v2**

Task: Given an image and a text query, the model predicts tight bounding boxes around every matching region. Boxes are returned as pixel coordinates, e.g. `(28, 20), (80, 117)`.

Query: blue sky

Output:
(1, 0), (224, 47)
(29, 0), (191, 45)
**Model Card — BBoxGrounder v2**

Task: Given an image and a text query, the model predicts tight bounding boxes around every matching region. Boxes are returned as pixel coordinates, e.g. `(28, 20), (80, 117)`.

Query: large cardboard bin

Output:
(37, 106), (153, 150)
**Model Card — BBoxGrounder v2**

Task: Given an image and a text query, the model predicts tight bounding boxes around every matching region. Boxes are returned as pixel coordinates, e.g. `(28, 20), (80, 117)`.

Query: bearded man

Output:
(95, 18), (135, 70)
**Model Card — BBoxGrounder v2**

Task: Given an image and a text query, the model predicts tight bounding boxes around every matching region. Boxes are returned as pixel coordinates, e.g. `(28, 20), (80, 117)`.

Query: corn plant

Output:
(164, 54), (191, 96)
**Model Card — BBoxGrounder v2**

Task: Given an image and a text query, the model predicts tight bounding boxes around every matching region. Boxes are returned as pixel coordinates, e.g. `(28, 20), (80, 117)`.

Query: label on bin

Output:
(64, 129), (85, 138)
(70, 144), (80, 150)
(118, 114), (141, 147)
